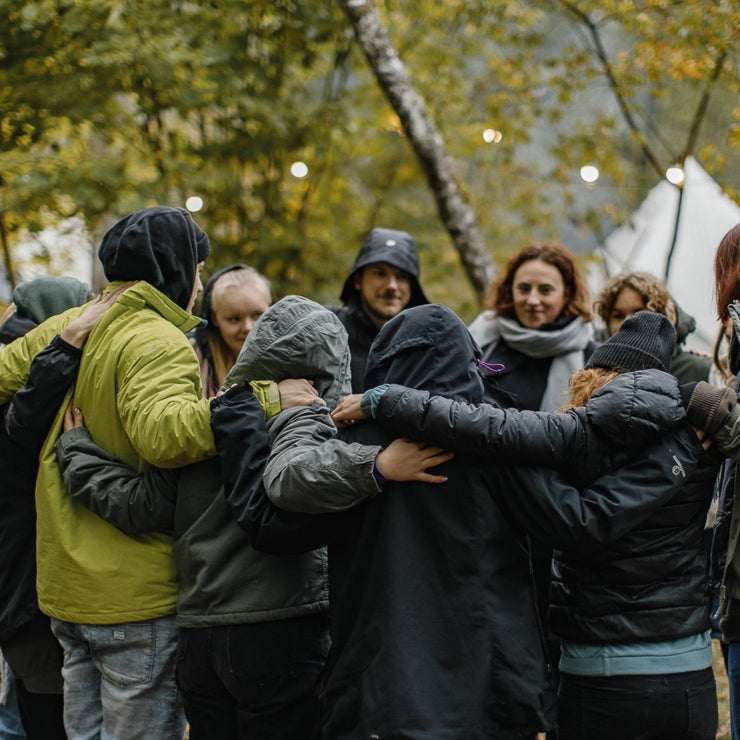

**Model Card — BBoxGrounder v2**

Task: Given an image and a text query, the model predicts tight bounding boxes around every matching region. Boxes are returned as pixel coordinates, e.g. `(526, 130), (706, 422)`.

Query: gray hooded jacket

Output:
(57, 296), (369, 626)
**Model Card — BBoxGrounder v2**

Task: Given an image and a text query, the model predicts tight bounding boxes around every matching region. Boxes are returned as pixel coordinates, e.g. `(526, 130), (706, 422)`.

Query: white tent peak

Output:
(595, 156), (740, 353)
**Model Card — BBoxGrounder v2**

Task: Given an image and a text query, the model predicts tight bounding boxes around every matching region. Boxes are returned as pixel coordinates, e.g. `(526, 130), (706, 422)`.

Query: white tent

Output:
(594, 157), (740, 353)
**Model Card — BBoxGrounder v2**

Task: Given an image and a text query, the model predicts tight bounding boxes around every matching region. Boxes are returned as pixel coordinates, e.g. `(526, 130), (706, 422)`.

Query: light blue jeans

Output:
(52, 616), (185, 740)
(0, 653), (26, 740)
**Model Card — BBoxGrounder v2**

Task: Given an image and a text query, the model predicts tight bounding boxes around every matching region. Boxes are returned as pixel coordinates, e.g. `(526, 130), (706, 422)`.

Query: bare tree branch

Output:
(340, 0), (495, 300)
(560, 1), (664, 179)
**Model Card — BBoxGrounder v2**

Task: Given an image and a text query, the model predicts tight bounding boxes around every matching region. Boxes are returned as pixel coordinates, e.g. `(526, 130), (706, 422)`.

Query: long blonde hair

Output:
(207, 268), (272, 387)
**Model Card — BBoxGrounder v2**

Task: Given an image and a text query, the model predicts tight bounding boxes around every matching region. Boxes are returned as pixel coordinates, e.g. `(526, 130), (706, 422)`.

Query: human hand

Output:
(60, 282), (135, 348)
(376, 438), (454, 484)
(694, 428), (713, 452)
(63, 400), (85, 433)
(278, 379), (324, 409)
(331, 394), (366, 428)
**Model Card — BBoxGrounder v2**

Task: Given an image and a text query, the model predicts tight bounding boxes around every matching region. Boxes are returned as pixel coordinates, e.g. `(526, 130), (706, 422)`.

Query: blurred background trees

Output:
(1, 0), (738, 320)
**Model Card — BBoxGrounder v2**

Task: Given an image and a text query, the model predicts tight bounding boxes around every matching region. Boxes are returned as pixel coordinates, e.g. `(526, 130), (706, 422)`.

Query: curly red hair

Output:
(484, 242), (593, 322)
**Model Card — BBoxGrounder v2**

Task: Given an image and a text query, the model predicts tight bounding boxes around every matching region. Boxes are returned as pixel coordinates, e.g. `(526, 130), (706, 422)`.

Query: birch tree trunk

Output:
(341, 0), (496, 300)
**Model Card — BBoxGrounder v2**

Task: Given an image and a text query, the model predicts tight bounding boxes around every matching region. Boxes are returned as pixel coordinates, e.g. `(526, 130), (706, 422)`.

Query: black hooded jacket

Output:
(208, 302), (703, 737)
(0, 278), (89, 641)
(328, 228), (428, 392)
(238, 304), (699, 738)
(97, 206), (209, 310)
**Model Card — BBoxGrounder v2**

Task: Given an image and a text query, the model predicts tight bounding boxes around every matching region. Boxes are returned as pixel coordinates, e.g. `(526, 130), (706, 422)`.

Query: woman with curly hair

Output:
(469, 241), (597, 414)
(594, 271), (712, 384)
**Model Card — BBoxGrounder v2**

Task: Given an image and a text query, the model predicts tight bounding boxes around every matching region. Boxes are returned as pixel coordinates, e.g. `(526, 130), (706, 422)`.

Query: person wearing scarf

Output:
(469, 242), (597, 413)
(468, 242), (597, 730)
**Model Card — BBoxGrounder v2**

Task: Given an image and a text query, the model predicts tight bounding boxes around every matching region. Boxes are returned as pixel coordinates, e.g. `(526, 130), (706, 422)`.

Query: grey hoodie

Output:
(226, 296), (382, 514)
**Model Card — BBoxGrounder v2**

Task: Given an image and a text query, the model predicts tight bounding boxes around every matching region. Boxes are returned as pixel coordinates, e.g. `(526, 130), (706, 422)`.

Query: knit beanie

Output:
(586, 311), (676, 372)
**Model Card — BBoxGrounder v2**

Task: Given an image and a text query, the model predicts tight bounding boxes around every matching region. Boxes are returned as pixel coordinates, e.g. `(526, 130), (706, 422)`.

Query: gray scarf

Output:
(468, 310), (593, 412)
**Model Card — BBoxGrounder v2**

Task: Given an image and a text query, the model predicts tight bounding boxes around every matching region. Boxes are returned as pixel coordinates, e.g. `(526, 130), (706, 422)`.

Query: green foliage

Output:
(1, 0), (739, 313)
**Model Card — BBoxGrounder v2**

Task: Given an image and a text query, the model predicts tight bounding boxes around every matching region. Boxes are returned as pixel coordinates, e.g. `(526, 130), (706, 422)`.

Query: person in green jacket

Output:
(0, 207), (316, 740)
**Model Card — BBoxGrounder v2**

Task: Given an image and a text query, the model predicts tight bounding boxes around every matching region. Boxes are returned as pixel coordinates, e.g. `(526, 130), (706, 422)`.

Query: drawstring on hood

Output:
(476, 358), (505, 374)
(224, 295), (352, 409)
(98, 206), (210, 310)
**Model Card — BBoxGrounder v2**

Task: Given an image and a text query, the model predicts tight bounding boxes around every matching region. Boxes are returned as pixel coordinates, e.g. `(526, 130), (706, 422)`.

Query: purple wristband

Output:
(372, 458), (388, 488)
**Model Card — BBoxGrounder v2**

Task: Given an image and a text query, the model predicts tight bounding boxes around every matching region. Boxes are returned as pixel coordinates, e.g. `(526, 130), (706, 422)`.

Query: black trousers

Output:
(1, 613), (65, 740)
(557, 667), (718, 740)
(176, 614), (329, 740)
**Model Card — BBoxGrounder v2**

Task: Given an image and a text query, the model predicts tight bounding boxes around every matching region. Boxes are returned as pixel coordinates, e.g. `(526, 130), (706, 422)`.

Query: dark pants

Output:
(557, 668), (718, 740)
(1, 613), (65, 740)
(176, 614), (329, 740)
(727, 642), (740, 740)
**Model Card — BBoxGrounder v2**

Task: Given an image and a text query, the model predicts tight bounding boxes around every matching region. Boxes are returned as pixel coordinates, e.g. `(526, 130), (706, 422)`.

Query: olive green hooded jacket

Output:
(0, 281), (214, 623)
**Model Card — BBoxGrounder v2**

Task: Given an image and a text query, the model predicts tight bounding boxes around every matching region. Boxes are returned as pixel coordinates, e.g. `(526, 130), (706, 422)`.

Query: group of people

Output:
(1, 205), (740, 740)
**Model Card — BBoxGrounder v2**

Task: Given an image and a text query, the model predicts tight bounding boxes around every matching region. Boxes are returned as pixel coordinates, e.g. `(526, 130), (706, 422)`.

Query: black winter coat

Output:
(370, 368), (715, 644)
(0, 335), (82, 640)
(226, 304), (703, 739)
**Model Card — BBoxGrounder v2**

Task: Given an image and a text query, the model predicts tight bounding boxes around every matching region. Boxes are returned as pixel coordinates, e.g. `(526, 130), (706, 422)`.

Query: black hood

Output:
(364, 303), (483, 401)
(673, 300), (697, 345)
(97, 206), (210, 310)
(339, 227), (429, 307)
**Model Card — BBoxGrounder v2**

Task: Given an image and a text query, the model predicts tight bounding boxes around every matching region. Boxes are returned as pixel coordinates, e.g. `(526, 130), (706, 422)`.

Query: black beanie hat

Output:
(98, 206), (210, 310)
(586, 311), (676, 372)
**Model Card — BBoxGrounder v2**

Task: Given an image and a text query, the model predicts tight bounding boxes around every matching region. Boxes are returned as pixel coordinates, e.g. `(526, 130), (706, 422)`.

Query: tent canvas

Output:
(595, 156), (740, 353)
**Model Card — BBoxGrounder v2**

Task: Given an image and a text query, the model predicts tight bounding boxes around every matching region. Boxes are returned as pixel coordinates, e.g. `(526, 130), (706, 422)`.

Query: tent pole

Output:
(664, 180), (684, 282)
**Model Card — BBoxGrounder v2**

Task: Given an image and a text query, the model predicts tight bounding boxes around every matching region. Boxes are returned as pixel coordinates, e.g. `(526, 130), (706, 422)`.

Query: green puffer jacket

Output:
(0, 281), (215, 623)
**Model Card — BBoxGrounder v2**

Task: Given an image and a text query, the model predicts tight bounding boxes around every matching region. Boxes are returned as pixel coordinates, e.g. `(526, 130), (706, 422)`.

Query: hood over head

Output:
(672, 300), (697, 345)
(364, 303), (484, 402)
(14, 275), (88, 325)
(97, 206), (210, 310)
(0, 275), (89, 344)
(224, 295), (351, 409)
(339, 227), (429, 307)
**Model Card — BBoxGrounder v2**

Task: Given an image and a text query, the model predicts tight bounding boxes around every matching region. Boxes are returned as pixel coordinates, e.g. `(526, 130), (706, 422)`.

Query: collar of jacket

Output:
(105, 281), (202, 334)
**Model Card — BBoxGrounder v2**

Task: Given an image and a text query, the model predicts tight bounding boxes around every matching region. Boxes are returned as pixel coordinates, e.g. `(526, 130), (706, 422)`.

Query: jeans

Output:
(0, 655), (26, 740)
(176, 613), (329, 740)
(557, 668), (717, 740)
(51, 616), (185, 740)
(728, 642), (740, 740)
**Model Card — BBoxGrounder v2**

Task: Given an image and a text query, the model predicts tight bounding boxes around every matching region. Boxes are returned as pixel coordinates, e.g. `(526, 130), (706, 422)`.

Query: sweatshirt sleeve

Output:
(210, 383), (355, 553)
(5, 334), (82, 452)
(262, 404), (382, 514)
(56, 426), (178, 535)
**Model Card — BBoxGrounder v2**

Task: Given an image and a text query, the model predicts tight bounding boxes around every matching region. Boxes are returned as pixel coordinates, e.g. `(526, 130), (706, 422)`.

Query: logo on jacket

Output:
(672, 455), (686, 478)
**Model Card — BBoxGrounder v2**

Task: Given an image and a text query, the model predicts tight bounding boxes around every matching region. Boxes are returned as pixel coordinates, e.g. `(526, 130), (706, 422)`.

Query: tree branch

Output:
(340, 0), (495, 300)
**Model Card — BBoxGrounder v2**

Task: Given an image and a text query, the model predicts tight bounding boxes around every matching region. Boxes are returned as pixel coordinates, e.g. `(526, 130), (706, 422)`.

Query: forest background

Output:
(1, 0), (739, 321)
